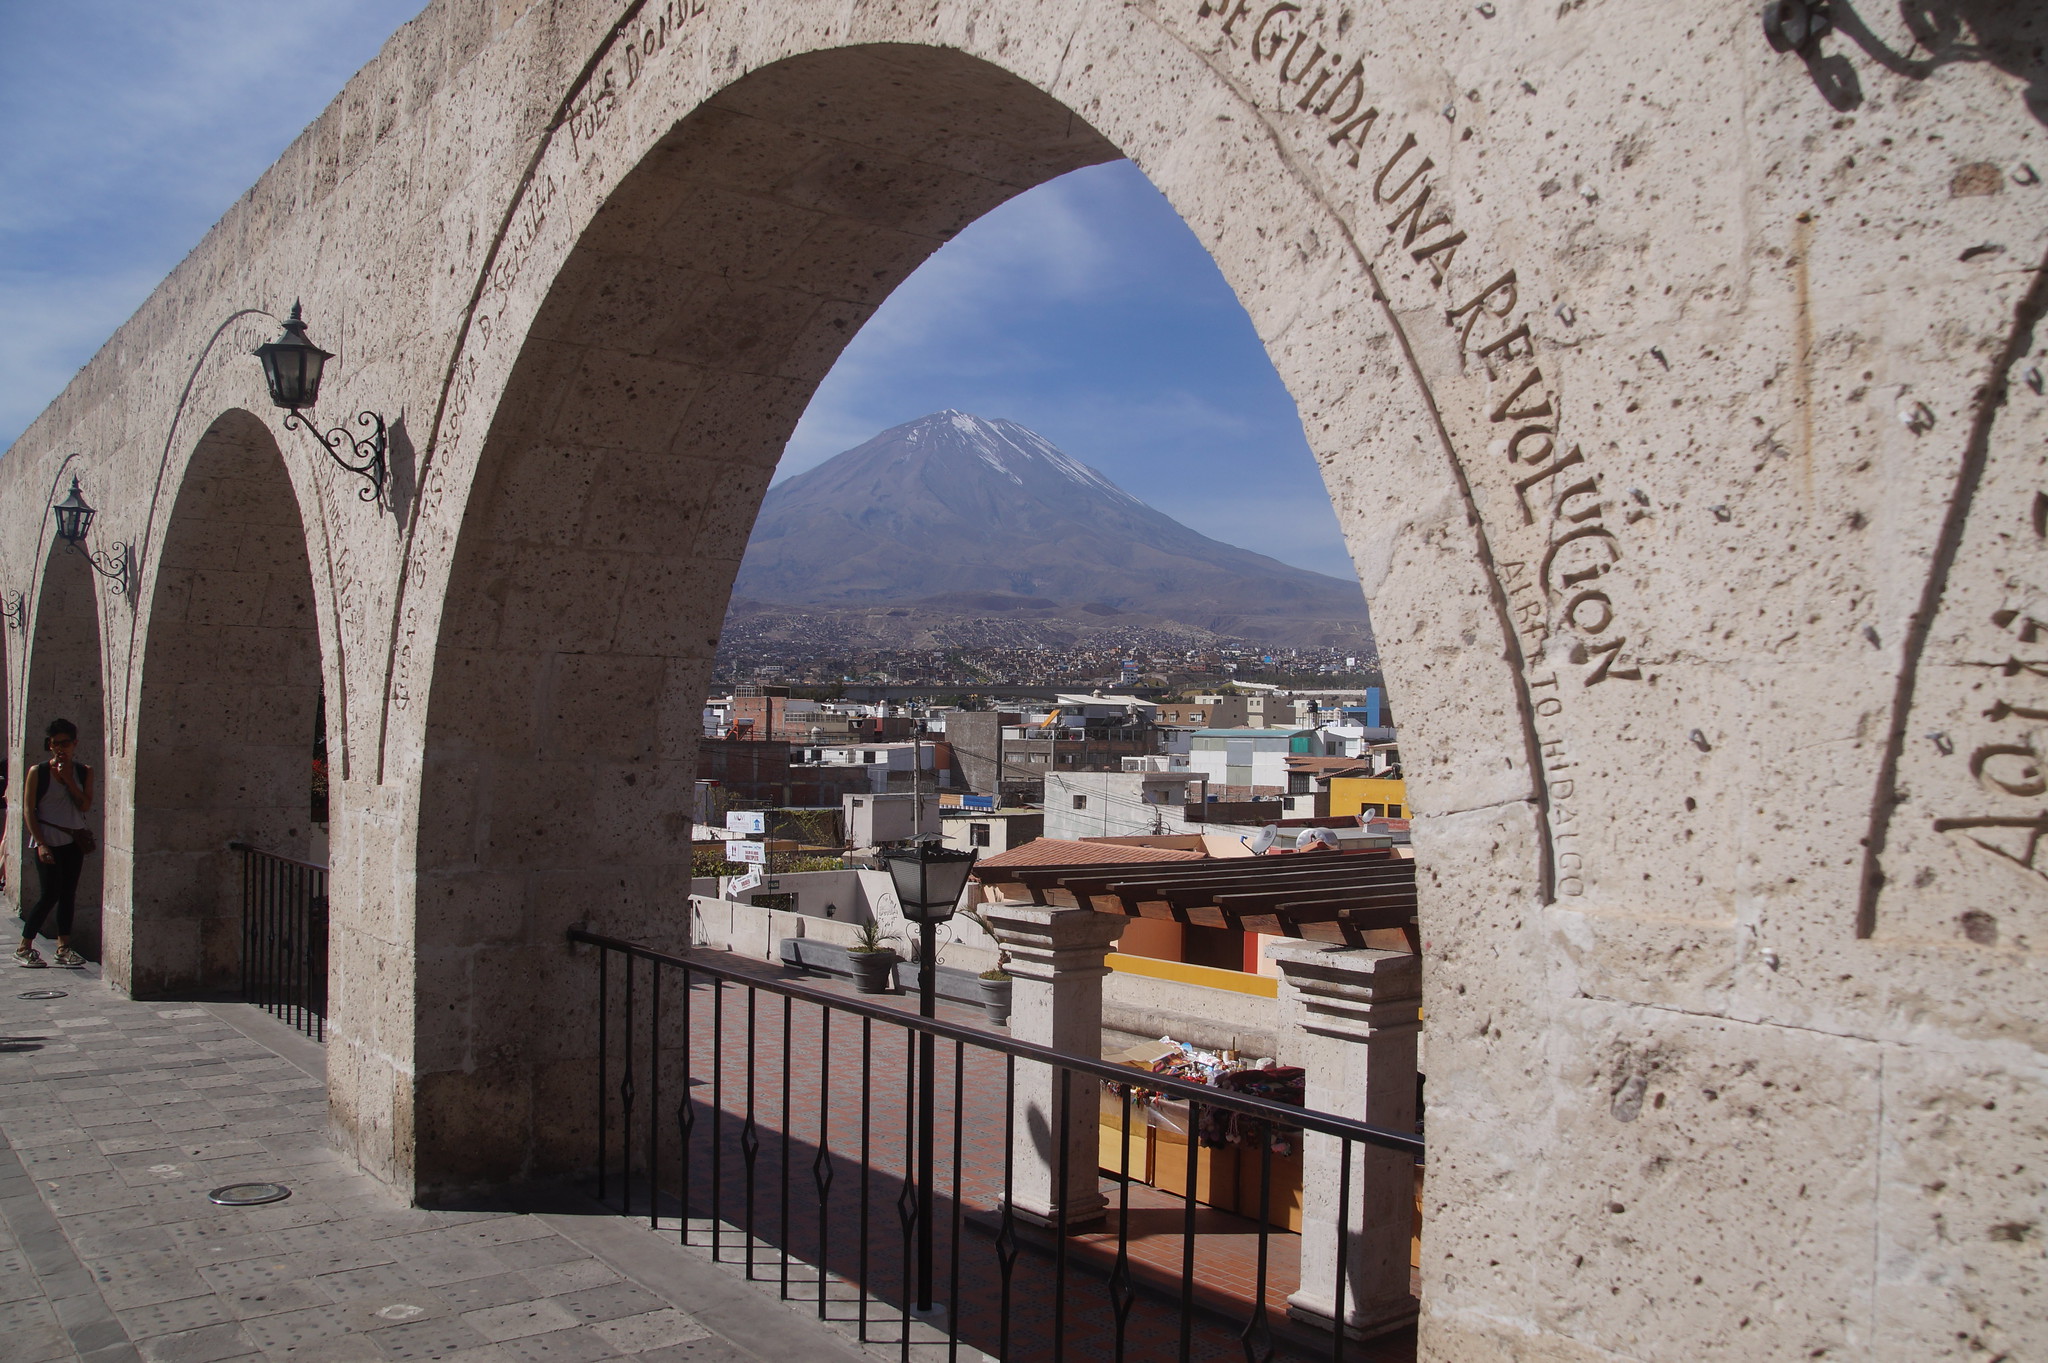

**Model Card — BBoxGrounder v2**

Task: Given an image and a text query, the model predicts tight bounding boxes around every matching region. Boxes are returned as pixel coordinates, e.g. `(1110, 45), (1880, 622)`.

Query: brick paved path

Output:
(589, 950), (1417, 1363)
(0, 966), (869, 1363)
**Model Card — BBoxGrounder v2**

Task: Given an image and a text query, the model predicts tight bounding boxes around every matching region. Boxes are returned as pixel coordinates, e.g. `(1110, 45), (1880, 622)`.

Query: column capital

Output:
(982, 903), (1126, 984)
(1266, 942), (1421, 1044)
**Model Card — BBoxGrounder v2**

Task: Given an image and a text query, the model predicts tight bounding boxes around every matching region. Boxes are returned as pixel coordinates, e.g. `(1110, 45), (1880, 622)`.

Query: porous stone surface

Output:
(2, 2), (2043, 1358)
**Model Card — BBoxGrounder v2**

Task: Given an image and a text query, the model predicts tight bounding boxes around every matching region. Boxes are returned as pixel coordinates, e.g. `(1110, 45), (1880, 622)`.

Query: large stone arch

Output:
(0, 3), (2040, 1359)
(18, 521), (110, 960)
(116, 409), (324, 999)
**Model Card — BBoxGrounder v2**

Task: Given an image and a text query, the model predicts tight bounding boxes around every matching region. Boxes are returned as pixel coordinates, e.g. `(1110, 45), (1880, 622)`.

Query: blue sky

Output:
(0, 3), (1358, 581)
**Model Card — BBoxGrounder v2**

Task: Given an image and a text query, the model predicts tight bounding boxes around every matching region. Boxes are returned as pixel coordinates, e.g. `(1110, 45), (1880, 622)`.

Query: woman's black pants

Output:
(21, 843), (85, 941)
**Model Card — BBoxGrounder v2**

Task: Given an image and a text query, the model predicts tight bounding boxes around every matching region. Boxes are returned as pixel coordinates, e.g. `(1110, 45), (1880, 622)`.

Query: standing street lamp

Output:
(51, 477), (131, 596)
(254, 302), (388, 502)
(880, 841), (979, 1313)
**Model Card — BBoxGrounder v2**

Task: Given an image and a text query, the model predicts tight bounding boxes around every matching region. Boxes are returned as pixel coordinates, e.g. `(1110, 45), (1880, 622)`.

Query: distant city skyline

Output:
(1, 2), (1360, 581)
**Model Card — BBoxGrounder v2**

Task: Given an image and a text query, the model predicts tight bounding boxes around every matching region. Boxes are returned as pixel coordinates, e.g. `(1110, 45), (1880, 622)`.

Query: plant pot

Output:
(978, 975), (1012, 1026)
(849, 950), (898, 994)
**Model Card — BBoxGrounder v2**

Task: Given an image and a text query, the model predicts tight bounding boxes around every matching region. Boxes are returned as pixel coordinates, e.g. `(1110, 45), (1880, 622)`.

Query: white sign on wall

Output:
(725, 810), (767, 835)
(728, 869), (764, 895)
(729, 839), (768, 865)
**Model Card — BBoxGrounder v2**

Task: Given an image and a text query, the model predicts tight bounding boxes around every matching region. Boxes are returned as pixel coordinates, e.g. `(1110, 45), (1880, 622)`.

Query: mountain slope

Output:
(732, 411), (1372, 646)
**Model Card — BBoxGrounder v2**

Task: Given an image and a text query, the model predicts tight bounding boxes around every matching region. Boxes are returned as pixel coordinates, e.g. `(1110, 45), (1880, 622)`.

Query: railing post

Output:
(982, 902), (1125, 1229)
(1268, 942), (1422, 1341)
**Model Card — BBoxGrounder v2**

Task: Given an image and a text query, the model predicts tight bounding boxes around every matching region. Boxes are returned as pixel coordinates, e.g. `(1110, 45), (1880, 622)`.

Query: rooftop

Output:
(971, 838), (1207, 870)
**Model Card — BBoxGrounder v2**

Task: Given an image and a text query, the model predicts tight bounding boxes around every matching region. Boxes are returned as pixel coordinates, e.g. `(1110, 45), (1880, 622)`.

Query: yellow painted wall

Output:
(1329, 775), (1411, 819)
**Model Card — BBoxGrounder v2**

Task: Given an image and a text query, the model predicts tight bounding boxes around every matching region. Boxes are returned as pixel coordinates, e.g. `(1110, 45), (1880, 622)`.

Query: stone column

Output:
(1268, 941), (1422, 1340)
(982, 901), (1126, 1228)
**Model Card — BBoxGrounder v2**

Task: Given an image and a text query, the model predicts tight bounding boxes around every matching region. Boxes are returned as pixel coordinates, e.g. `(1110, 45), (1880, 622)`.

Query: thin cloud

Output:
(0, 0), (427, 451)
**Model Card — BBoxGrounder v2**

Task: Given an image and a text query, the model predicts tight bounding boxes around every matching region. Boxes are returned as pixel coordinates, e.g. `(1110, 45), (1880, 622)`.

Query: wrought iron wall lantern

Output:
(52, 477), (131, 597)
(255, 302), (387, 502)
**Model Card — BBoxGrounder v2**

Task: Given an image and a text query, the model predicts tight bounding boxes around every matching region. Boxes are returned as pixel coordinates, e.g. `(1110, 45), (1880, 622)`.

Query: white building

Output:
(843, 792), (942, 846)
(797, 741), (949, 793)
(1185, 728), (1321, 794)
(1042, 771), (1205, 842)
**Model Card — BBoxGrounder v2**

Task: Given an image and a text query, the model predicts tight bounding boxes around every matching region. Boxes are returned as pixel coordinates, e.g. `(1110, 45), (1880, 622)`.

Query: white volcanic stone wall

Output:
(2, 1), (2043, 1358)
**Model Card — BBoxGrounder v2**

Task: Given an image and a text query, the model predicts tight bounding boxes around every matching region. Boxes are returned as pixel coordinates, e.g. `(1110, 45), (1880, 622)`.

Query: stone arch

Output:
(403, 42), (1129, 1192)
(393, 36), (1531, 1194)
(19, 524), (110, 961)
(118, 409), (324, 998)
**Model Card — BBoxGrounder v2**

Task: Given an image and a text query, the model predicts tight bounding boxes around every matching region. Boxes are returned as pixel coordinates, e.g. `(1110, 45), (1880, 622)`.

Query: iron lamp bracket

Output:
(284, 408), (387, 502)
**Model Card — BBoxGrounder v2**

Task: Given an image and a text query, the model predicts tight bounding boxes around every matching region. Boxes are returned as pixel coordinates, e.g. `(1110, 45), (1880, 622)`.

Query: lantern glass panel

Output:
(883, 845), (978, 922)
(52, 479), (94, 545)
(255, 306), (331, 411)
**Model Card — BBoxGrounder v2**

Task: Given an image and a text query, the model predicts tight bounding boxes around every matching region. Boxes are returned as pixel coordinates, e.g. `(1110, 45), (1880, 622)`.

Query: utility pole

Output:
(912, 707), (925, 840)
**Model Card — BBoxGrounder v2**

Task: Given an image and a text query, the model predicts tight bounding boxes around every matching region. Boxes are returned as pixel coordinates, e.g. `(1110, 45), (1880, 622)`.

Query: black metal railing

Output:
(569, 928), (1422, 1362)
(232, 843), (328, 1041)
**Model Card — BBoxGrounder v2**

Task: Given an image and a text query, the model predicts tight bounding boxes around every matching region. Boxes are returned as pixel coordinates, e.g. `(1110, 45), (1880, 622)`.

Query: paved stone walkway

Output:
(0, 966), (868, 1363)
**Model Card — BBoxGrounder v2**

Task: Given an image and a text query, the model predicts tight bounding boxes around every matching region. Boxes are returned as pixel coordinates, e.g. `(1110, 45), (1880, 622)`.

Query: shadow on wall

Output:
(1786, 0), (2048, 122)
(22, 547), (106, 961)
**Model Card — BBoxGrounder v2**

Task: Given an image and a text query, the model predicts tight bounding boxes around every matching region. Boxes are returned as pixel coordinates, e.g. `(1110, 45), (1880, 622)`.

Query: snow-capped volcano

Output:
(730, 411), (1372, 645)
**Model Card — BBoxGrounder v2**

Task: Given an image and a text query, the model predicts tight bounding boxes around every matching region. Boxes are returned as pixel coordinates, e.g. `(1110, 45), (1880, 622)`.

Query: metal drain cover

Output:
(18, 990), (67, 1000)
(208, 1182), (291, 1207)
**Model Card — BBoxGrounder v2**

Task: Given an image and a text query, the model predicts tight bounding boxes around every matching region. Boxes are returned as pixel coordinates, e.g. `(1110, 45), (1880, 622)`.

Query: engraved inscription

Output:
(1188, 0), (1660, 898)
(1870, 421), (2048, 948)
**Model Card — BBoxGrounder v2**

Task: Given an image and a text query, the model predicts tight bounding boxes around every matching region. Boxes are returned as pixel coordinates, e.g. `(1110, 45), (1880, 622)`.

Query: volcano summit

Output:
(730, 411), (1374, 649)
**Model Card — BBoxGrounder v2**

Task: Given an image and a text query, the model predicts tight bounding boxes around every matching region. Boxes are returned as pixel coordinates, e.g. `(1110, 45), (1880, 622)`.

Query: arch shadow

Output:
(20, 539), (108, 961)
(122, 409), (323, 998)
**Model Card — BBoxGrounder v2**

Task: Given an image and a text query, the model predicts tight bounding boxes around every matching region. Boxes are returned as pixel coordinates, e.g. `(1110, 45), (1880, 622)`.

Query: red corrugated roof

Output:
(972, 839), (1207, 870)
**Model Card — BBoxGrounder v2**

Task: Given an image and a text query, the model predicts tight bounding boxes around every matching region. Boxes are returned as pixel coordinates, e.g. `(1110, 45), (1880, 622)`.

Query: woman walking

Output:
(16, 718), (93, 968)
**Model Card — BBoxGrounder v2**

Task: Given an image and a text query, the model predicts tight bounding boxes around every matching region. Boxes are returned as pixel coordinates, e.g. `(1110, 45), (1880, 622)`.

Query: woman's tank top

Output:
(33, 765), (87, 846)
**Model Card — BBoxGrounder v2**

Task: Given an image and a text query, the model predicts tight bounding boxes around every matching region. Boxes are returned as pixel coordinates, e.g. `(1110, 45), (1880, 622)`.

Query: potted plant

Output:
(963, 907), (1013, 1026)
(847, 920), (899, 994)
(976, 966), (1013, 1027)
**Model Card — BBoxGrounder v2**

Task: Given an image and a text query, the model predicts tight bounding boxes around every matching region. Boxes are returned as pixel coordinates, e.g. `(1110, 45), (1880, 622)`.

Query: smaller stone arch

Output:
(120, 410), (323, 998)
(18, 528), (109, 962)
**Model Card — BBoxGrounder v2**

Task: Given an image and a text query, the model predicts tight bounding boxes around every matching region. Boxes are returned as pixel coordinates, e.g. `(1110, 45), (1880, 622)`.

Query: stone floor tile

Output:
(197, 1254), (312, 1295)
(546, 1283), (665, 1325)
(115, 1292), (238, 1338)
(98, 1133), (182, 1155)
(237, 1202), (341, 1232)
(395, 1246), (516, 1288)
(483, 1237), (588, 1271)
(179, 1140), (271, 1162)
(508, 1260), (621, 1296)
(630, 1340), (753, 1363)
(491, 1327), (621, 1363)
(96, 1269), (213, 1311)
(179, 1232), (287, 1267)
(57, 1204), (160, 1237)
(438, 1219), (561, 1249)
(370, 1313), (493, 1360)
(118, 1160), (206, 1188)
(462, 1299), (581, 1342)
(0, 1245), (40, 1299)
(314, 1263), (425, 1302)
(265, 1335), (385, 1362)
(425, 1273), (544, 1312)
(215, 1278), (333, 1320)
(236, 1302), (356, 1352)
(71, 1223), (179, 1258)
(586, 1309), (709, 1354)
(0, 1292), (63, 1332)
(133, 1320), (258, 1363)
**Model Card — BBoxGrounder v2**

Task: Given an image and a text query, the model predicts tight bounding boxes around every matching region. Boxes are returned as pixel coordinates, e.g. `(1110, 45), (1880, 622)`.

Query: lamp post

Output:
(880, 841), (978, 1313)
(51, 477), (131, 596)
(254, 302), (388, 502)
